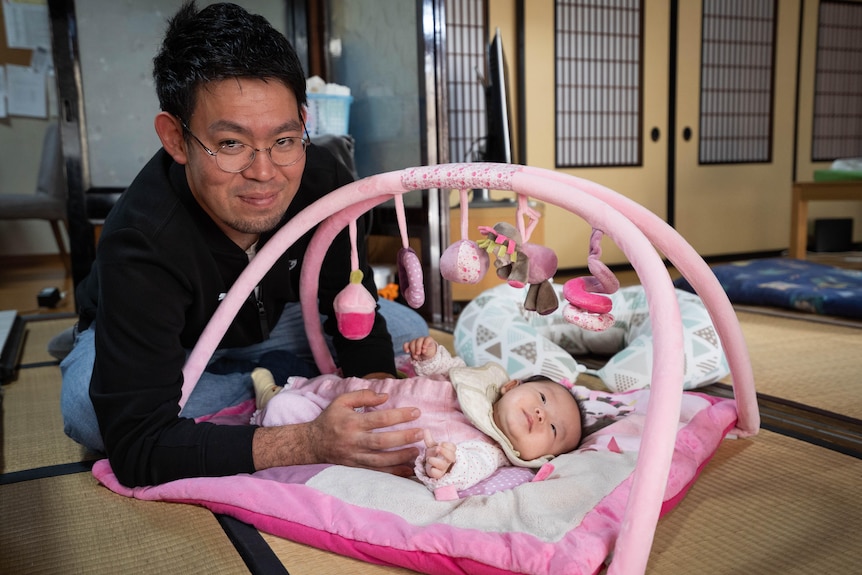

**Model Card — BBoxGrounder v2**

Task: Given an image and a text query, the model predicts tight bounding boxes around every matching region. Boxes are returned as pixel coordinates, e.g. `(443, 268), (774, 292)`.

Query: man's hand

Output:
(422, 430), (456, 479)
(403, 336), (438, 362)
(362, 372), (395, 380)
(253, 389), (422, 476)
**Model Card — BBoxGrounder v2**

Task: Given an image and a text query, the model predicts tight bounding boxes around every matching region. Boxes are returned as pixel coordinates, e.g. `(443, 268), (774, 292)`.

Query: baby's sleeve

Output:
(414, 440), (510, 500)
(412, 345), (466, 377)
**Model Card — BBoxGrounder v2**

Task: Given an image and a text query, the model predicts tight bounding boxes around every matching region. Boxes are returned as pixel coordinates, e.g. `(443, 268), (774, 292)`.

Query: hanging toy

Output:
(478, 222), (522, 280)
(440, 189), (490, 285)
(394, 194), (425, 309)
(561, 229), (620, 331)
(333, 219), (377, 340)
(477, 196), (560, 315)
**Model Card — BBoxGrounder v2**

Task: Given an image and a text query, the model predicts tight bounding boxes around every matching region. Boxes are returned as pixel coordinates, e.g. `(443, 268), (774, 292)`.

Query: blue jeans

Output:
(60, 299), (428, 452)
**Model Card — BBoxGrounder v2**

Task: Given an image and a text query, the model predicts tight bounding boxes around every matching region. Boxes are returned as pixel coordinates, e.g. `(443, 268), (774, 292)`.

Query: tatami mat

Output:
(734, 310), (862, 418)
(17, 316), (76, 366)
(2, 312), (860, 574)
(649, 430), (862, 574)
(3, 364), (97, 473)
(0, 472), (249, 574)
(262, 533), (415, 574)
(2, 318), (94, 474)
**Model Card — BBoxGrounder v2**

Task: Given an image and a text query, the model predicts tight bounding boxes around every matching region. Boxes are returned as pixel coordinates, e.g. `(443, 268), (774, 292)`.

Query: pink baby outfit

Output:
(250, 347), (511, 499)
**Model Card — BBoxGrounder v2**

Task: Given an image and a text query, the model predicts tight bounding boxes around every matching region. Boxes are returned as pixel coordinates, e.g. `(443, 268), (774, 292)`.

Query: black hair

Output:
(153, 1), (307, 124)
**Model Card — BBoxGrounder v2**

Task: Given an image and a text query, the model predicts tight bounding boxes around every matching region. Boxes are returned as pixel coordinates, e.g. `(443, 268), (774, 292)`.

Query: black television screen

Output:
(484, 27), (513, 165)
(472, 28), (514, 206)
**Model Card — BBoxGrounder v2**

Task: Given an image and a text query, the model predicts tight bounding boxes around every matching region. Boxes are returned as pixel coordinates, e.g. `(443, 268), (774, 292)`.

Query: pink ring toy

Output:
(562, 304), (615, 332)
(181, 162), (758, 575)
(563, 276), (613, 314)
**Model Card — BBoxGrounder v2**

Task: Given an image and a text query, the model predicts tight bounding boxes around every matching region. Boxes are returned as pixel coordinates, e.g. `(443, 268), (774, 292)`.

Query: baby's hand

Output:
(423, 430), (456, 479)
(403, 336), (438, 362)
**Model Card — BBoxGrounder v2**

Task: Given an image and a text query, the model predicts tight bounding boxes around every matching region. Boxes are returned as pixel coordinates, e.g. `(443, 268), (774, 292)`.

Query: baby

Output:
(251, 336), (585, 500)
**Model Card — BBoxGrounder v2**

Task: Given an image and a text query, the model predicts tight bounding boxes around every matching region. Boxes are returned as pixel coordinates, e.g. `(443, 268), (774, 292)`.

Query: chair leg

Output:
(50, 219), (71, 276)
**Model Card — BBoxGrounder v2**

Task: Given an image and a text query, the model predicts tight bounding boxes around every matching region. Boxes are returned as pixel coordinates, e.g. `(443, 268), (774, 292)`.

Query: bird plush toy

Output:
(476, 196), (560, 315)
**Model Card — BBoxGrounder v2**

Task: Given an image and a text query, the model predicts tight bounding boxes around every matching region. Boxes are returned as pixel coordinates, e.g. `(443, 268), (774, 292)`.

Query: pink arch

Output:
(181, 162), (757, 575)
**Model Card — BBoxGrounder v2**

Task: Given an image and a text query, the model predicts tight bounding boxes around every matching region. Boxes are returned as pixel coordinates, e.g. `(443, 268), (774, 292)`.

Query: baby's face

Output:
(492, 379), (582, 460)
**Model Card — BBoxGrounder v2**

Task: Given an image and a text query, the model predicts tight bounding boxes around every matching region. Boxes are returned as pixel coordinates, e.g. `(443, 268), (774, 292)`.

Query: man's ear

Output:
(499, 379), (521, 395)
(154, 112), (189, 165)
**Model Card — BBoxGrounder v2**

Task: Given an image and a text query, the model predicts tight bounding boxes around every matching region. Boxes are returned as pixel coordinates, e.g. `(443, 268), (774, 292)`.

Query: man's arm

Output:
(253, 389), (423, 475)
(92, 223), (259, 487)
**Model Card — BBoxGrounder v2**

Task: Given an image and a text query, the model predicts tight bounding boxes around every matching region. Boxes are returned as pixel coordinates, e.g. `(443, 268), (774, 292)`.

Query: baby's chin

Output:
(512, 445), (551, 461)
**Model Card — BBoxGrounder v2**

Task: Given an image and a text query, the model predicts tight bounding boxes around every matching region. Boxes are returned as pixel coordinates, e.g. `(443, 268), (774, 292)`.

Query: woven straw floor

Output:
(2, 313), (860, 574)
(733, 309), (862, 418)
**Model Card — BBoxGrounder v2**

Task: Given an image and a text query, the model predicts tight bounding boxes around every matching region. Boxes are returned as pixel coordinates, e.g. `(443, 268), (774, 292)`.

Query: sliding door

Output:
(522, 0), (669, 268)
(674, 0), (800, 255)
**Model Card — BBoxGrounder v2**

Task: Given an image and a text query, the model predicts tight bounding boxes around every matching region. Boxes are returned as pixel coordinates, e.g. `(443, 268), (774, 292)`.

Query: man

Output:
(60, 1), (426, 487)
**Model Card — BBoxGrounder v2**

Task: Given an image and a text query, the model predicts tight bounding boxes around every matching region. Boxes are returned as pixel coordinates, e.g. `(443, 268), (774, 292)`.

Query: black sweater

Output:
(78, 145), (396, 487)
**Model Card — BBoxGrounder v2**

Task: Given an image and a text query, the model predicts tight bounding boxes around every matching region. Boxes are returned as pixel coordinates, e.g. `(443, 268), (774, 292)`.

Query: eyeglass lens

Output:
(215, 139), (306, 172)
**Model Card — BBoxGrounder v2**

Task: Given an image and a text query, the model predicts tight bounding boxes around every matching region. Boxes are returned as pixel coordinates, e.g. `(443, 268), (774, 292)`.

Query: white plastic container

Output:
(305, 93), (353, 136)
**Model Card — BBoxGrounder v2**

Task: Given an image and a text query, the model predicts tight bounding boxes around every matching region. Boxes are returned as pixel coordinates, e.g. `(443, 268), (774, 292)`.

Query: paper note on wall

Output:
(3, 0), (51, 50)
(6, 63), (46, 118)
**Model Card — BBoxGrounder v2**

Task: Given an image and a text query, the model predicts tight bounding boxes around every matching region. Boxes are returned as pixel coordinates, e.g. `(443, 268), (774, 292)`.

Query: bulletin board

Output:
(1, 0), (53, 119)
(0, 5), (33, 67)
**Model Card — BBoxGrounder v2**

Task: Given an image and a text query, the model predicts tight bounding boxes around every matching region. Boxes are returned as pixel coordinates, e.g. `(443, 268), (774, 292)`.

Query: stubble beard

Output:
(227, 210), (286, 236)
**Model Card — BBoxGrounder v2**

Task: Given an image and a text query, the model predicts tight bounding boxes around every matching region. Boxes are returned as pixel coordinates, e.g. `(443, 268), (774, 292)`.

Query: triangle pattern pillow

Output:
(455, 283), (729, 392)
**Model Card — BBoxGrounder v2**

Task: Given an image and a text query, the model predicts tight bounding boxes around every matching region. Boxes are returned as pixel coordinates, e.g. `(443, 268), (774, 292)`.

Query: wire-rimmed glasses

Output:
(180, 120), (309, 173)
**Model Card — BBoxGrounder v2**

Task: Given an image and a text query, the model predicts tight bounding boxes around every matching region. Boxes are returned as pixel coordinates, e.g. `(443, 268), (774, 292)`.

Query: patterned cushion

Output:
(454, 283), (729, 392)
(674, 257), (862, 319)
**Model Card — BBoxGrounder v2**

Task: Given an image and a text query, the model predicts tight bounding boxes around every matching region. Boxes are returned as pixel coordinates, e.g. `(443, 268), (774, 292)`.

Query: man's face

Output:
(181, 78), (306, 249)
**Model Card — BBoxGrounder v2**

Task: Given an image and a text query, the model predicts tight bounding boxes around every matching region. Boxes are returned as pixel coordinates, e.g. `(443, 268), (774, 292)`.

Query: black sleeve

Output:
(90, 227), (257, 487)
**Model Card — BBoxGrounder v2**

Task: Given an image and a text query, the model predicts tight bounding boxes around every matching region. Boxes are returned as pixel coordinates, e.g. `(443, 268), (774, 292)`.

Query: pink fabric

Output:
(251, 388), (329, 427)
(334, 310), (375, 340)
(562, 304), (615, 331)
(253, 370), (518, 496)
(433, 485), (459, 501)
(266, 374), (494, 448)
(440, 239), (489, 284)
(564, 277), (613, 314)
(93, 392), (737, 575)
(176, 162), (757, 574)
(397, 246), (426, 308)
